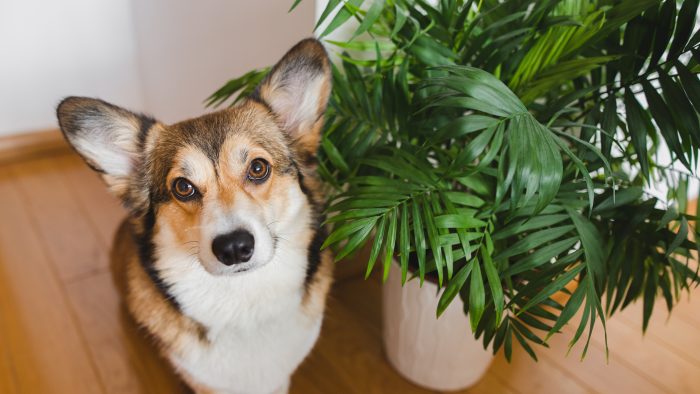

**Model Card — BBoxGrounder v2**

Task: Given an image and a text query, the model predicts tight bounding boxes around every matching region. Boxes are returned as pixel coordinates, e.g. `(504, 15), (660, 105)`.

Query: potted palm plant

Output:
(208, 0), (700, 390)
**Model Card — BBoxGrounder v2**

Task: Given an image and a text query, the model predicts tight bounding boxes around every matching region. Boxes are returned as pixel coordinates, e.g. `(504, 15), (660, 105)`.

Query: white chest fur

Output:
(157, 247), (320, 394)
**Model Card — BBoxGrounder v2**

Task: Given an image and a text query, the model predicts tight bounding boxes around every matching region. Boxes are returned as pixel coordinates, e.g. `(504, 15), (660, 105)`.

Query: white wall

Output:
(131, 0), (315, 123)
(0, 0), (315, 135)
(0, 0), (144, 136)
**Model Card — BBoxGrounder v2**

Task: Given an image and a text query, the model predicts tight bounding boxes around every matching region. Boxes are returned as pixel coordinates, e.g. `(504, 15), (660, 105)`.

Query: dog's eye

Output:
(172, 177), (198, 200)
(247, 158), (270, 183)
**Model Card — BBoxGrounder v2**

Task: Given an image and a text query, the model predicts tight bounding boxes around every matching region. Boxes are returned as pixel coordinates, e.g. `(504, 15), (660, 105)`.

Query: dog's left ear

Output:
(56, 97), (156, 208)
(253, 38), (331, 156)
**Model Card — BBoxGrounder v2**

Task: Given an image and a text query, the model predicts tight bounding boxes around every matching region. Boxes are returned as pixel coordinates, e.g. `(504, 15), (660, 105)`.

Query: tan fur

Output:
(302, 249), (333, 317)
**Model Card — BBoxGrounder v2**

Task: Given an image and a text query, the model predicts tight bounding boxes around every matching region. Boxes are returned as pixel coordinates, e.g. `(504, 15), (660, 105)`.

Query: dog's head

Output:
(57, 39), (331, 276)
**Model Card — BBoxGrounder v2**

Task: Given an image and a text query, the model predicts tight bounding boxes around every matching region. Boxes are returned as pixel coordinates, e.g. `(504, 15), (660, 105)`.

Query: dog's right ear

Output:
(57, 97), (156, 201)
(252, 38), (331, 158)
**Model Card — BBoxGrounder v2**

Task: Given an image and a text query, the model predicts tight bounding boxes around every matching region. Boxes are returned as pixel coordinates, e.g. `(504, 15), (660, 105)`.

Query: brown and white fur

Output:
(56, 39), (333, 394)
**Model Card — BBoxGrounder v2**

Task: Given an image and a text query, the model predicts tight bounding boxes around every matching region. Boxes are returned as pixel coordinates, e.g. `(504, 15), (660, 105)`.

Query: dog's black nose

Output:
(212, 230), (255, 266)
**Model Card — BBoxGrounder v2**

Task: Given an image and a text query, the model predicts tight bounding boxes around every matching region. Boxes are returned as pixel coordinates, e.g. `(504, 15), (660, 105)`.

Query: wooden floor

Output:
(1, 150), (699, 393)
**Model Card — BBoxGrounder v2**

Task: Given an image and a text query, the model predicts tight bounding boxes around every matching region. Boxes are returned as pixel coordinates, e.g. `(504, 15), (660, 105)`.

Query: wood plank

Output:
(541, 322), (665, 394)
(65, 271), (187, 394)
(487, 346), (593, 394)
(615, 297), (700, 366)
(0, 310), (18, 394)
(0, 171), (103, 393)
(586, 306), (700, 393)
(0, 129), (70, 166)
(669, 290), (700, 327)
(10, 156), (109, 280)
(57, 154), (125, 248)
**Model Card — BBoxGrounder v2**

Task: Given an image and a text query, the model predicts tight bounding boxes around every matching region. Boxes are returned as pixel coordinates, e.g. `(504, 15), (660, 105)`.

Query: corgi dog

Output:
(56, 38), (333, 394)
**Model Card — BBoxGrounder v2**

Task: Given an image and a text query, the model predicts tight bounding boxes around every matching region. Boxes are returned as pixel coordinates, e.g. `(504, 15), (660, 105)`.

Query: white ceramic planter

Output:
(382, 263), (494, 391)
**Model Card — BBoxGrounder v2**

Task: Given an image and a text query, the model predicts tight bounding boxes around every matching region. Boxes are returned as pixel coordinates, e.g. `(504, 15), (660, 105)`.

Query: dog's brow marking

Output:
(240, 148), (249, 164)
(212, 158), (220, 181)
(180, 164), (192, 179)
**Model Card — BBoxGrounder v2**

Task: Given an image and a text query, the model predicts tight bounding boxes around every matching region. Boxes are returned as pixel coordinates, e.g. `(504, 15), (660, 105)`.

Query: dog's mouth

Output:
(198, 258), (269, 277)
(225, 265), (254, 275)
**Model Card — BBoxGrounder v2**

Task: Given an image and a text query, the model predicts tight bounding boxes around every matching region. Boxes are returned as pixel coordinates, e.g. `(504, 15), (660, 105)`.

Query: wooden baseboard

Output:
(0, 129), (71, 165)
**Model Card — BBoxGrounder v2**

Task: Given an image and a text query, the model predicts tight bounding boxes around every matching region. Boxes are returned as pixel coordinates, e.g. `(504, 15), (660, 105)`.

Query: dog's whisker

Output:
(272, 232), (296, 241)
(186, 252), (199, 260)
(273, 238), (307, 252)
(265, 220), (280, 229)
